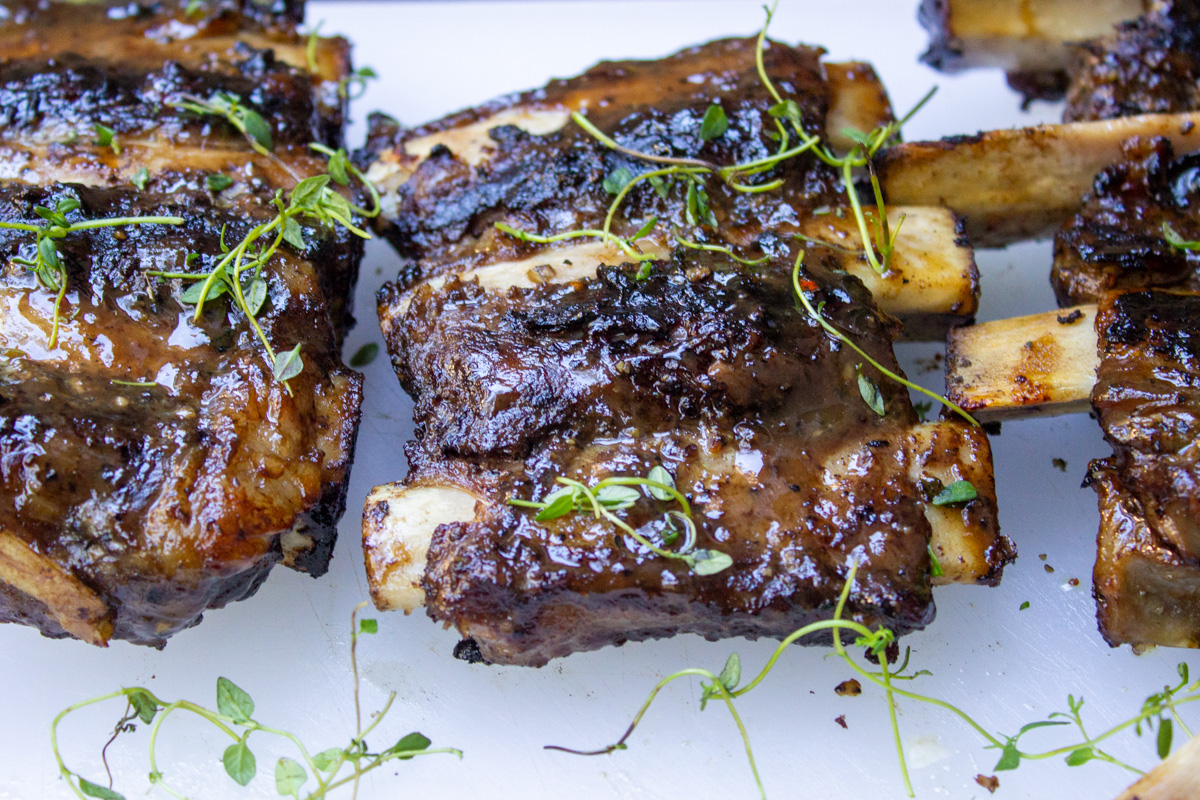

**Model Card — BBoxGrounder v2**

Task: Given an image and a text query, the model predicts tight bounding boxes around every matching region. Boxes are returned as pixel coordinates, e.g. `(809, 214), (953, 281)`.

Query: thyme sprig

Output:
(494, 2), (929, 279)
(791, 250), (980, 426)
(50, 604), (461, 800)
(146, 146), (378, 386)
(550, 562), (1200, 798)
(508, 467), (733, 576)
(0, 197), (184, 348)
(1163, 221), (1200, 251)
(171, 91), (273, 155)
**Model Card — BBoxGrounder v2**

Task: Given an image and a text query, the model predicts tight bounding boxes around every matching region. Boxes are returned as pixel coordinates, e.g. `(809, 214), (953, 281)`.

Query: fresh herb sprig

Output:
(146, 146), (379, 386)
(549, 562), (1200, 798)
(1163, 221), (1200, 251)
(791, 250), (980, 426)
(171, 91), (274, 155)
(0, 198), (183, 348)
(508, 467), (733, 576)
(50, 604), (461, 800)
(495, 2), (928, 279)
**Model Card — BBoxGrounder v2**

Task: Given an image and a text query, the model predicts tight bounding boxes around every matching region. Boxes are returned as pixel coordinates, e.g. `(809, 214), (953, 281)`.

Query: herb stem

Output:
(791, 253), (981, 426)
(571, 112), (722, 173)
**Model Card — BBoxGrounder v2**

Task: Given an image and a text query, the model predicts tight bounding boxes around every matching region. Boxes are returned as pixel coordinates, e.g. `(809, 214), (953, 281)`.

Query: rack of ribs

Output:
(0, 0), (365, 646)
(358, 35), (1014, 666)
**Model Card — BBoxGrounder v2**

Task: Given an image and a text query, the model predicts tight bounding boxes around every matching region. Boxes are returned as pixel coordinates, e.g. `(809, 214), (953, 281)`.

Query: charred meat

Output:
(0, 0), (364, 646)
(367, 249), (1007, 666)
(1053, 136), (1200, 305)
(1064, 0), (1200, 122)
(1091, 289), (1200, 649)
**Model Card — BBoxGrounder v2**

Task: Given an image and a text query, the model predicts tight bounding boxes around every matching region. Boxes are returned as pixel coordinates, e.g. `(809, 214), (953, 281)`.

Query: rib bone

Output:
(918, 0), (1148, 73)
(879, 111), (1200, 247)
(945, 305), (1099, 422)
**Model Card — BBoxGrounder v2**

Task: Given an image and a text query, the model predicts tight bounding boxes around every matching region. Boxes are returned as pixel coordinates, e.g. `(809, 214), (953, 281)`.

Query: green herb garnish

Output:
(857, 366), (885, 417)
(551, 566), (1200, 799)
(509, 468), (732, 576)
(171, 91), (273, 155)
(50, 605), (461, 800)
(791, 252), (979, 426)
(349, 342), (379, 368)
(207, 173), (234, 193)
(931, 480), (978, 506)
(698, 103), (729, 141)
(494, 2), (930, 280)
(0, 197), (183, 348)
(130, 167), (149, 191)
(92, 123), (119, 154)
(146, 146), (379, 387)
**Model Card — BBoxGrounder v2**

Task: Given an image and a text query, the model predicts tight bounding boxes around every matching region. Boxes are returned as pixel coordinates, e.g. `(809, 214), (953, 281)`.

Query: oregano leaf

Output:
(78, 777), (126, 800)
(534, 488), (576, 522)
(282, 218), (306, 250)
(389, 732), (432, 759)
(274, 757), (306, 797)
(223, 740), (256, 786)
(244, 277), (268, 316)
(717, 652), (741, 692)
(602, 167), (633, 196)
(1065, 747), (1094, 767)
(931, 480), (978, 507)
(698, 103), (729, 141)
(273, 344), (304, 382)
(857, 367), (885, 416)
(207, 173), (234, 193)
(1157, 717), (1173, 759)
(646, 465), (675, 501)
(994, 742), (1020, 771)
(215, 677), (255, 723)
(349, 342), (379, 368)
(312, 748), (342, 772)
(691, 549), (733, 576)
(127, 689), (157, 725)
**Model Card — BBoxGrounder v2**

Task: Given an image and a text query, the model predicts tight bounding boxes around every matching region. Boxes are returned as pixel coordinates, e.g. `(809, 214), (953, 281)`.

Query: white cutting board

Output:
(3, 2), (1196, 798)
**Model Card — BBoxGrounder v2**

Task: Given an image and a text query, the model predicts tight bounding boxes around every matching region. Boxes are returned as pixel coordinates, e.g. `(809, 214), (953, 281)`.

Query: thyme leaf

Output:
(698, 103), (729, 141)
(508, 468), (730, 576)
(50, 605), (462, 800)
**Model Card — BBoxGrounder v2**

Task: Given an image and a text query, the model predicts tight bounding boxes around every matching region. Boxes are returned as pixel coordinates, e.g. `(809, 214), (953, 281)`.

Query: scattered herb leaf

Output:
(931, 480), (978, 507)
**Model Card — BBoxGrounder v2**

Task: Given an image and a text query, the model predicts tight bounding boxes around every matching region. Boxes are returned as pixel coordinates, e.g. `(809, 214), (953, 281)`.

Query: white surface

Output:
(3, 2), (1198, 799)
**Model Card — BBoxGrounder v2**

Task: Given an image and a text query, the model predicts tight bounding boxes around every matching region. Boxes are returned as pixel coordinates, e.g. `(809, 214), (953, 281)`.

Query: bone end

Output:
(945, 305), (1099, 422)
(362, 483), (479, 613)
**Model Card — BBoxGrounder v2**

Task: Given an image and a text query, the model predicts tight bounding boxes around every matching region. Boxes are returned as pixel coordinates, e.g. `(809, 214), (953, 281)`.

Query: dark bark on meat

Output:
(379, 250), (993, 666)
(1053, 136), (1200, 305)
(358, 37), (852, 281)
(1091, 290), (1200, 648)
(1065, 1), (1200, 122)
(0, 0), (364, 645)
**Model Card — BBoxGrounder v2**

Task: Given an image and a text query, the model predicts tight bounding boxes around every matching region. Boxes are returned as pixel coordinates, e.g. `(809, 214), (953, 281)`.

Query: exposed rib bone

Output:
(945, 305), (1099, 422)
(384, 206), (977, 337)
(919, 0), (1148, 72)
(0, 532), (113, 646)
(879, 111), (1200, 247)
(1113, 733), (1200, 799)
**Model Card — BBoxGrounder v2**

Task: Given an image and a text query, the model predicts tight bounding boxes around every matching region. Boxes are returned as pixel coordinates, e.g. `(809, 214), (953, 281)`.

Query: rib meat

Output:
(1064, 0), (1200, 122)
(0, 0), (364, 646)
(372, 249), (1008, 666)
(359, 35), (1011, 665)
(356, 37), (981, 337)
(1053, 136), (1200, 305)
(1091, 290), (1200, 648)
